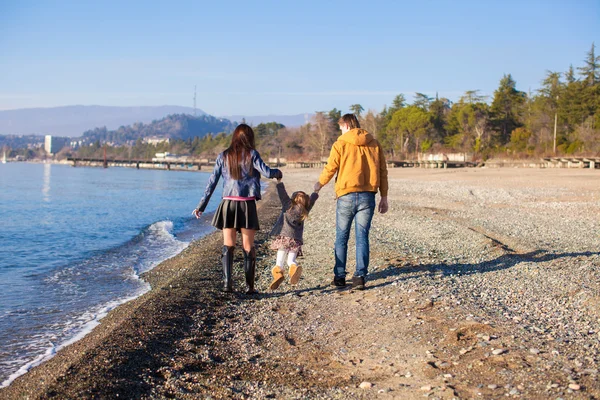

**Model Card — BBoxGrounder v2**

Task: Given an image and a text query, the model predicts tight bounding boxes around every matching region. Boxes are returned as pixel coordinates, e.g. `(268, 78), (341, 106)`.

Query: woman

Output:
(193, 124), (282, 294)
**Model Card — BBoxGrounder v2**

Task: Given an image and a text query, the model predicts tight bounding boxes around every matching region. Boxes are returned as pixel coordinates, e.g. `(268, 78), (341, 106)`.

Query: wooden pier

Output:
(387, 160), (476, 168)
(67, 157), (211, 171)
(541, 157), (600, 169)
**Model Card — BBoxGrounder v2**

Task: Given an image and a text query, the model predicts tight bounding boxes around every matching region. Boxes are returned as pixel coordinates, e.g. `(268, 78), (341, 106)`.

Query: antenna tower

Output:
(193, 85), (197, 117)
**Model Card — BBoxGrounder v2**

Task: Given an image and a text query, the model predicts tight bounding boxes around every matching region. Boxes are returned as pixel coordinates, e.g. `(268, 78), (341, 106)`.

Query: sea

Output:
(0, 162), (222, 387)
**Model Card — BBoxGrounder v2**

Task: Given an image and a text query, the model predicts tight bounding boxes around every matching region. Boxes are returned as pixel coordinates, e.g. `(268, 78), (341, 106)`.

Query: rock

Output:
(529, 348), (540, 354)
(492, 348), (507, 355)
(359, 381), (372, 389)
(568, 383), (581, 391)
(420, 385), (433, 391)
(487, 384), (498, 389)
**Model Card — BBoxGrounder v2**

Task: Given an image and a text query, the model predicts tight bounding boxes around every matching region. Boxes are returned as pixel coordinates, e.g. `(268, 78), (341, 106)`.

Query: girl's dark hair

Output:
(225, 124), (256, 180)
(338, 113), (360, 129)
(290, 191), (310, 221)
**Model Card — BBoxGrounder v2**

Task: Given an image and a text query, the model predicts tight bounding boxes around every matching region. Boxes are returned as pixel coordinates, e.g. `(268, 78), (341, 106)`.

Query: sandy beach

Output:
(1, 167), (599, 399)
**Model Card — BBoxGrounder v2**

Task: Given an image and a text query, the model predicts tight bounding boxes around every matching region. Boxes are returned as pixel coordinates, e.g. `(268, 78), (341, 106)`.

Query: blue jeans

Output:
(334, 192), (376, 279)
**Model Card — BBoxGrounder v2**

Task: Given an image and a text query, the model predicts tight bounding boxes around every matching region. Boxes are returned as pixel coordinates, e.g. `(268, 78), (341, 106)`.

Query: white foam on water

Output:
(0, 290), (146, 388)
(0, 219), (192, 389)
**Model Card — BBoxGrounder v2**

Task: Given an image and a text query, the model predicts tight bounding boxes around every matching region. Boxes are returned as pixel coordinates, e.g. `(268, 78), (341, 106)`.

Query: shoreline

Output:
(0, 182), (281, 399)
(0, 215), (204, 389)
(1, 168), (599, 399)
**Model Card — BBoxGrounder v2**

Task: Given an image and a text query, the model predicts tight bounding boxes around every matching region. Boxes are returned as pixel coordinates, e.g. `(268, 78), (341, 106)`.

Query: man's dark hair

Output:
(338, 114), (360, 129)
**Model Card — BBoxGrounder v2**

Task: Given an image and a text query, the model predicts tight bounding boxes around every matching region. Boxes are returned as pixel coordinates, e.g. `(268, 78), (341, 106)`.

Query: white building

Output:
(44, 135), (69, 155)
(144, 137), (171, 145)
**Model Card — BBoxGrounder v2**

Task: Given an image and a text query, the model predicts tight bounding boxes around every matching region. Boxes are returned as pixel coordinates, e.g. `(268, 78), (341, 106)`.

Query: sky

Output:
(1, 0), (598, 116)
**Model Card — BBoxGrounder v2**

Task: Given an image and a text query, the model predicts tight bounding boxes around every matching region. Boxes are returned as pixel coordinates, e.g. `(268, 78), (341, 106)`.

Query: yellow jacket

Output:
(318, 128), (389, 198)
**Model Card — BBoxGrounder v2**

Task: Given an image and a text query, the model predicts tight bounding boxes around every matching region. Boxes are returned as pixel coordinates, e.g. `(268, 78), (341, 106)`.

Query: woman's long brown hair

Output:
(225, 124), (256, 180)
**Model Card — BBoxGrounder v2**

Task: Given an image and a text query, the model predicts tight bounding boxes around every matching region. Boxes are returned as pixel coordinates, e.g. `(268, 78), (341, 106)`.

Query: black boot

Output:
(243, 247), (257, 294)
(221, 246), (234, 292)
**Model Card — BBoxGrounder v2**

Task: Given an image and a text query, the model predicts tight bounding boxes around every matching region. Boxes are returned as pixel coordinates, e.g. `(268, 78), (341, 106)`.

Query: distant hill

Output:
(0, 105), (207, 137)
(221, 114), (311, 127)
(82, 114), (236, 144)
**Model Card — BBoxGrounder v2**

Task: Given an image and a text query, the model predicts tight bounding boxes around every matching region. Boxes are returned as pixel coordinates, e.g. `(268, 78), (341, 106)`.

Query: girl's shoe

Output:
(289, 264), (303, 285)
(269, 266), (285, 290)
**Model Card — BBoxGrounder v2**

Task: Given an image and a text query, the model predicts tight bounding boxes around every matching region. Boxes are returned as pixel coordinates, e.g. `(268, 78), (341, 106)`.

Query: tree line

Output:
(157, 43), (599, 161)
(268, 43), (598, 161)
(4, 44), (597, 162)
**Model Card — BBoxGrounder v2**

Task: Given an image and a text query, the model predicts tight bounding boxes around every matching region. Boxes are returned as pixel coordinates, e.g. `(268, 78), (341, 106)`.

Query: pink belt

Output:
(223, 196), (256, 201)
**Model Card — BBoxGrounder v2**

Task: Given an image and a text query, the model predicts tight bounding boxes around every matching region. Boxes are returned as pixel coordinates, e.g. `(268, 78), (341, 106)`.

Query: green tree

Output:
(388, 106), (433, 156)
(460, 90), (487, 104)
(490, 74), (526, 144)
(328, 108), (342, 134)
(349, 104), (364, 117)
(429, 95), (452, 142)
(457, 102), (491, 153)
(413, 93), (433, 111)
(509, 127), (534, 154)
(379, 94), (407, 155)
(578, 42), (600, 86)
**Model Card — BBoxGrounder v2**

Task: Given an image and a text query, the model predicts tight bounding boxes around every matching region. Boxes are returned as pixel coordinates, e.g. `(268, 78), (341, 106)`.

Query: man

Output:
(314, 113), (389, 290)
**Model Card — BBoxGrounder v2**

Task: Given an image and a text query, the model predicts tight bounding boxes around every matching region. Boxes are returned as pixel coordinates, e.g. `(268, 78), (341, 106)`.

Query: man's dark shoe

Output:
(331, 277), (346, 287)
(352, 276), (365, 290)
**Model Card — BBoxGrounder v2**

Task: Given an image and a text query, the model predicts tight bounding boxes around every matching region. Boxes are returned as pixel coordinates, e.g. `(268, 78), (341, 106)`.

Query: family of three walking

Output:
(192, 113), (389, 293)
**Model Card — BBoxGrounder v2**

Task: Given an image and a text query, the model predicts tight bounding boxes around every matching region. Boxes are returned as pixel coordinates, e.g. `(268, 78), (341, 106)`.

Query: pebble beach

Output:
(1, 167), (598, 399)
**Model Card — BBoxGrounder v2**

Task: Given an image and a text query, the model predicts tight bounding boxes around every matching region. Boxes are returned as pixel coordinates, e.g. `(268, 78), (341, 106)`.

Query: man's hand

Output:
(313, 182), (323, 193)
(192, 209), (203, 219)
(378, 197), (388, 214)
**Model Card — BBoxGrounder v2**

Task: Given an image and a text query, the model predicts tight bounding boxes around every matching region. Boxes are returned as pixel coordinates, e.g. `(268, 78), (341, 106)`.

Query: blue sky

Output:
(1, 0), (598, 115)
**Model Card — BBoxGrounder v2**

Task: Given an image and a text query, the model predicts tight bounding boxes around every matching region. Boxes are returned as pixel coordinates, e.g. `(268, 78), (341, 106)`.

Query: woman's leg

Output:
(241, 228), (257, 294)
(221, 229), (237, 292)
(240, 228), (255, 252)
(223, 228), (237, 247)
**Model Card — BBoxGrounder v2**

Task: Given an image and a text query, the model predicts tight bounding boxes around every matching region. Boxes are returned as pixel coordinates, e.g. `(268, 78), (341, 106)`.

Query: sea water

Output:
(0, 162), (222, 387)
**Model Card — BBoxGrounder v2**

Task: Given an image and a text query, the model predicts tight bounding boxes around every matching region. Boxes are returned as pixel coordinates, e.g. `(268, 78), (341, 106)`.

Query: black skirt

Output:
(212, 199), (260, 231)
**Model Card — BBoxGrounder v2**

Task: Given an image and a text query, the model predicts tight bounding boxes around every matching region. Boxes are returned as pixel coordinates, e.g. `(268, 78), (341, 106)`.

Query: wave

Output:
(0, 219), (196, 389)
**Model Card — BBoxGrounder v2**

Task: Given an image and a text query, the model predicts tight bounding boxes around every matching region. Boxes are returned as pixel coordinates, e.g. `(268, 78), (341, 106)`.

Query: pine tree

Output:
(490, 74), (526, 144)
(577, 43), (600, 86)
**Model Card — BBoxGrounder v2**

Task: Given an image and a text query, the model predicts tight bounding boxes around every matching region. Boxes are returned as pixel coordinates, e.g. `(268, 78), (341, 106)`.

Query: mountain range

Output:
(0, 106), (310, 137)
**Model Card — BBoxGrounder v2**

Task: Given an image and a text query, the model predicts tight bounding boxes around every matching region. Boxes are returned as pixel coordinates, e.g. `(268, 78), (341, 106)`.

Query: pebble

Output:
(568, 383), (581, 391)
(156, 173), (600, 399)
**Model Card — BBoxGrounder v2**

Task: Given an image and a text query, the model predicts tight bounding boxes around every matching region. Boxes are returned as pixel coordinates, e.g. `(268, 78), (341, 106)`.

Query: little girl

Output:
(269, 180), (319, 289)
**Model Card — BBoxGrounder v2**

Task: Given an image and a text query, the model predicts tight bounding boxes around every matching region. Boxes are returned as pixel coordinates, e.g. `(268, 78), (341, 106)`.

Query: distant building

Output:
(44, 135), (69, 155)
(144, 137), (171, 145)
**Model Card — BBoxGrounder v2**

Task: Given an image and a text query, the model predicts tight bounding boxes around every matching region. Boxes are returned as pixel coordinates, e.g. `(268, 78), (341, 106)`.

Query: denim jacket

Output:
(195, 149), (282, 212)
